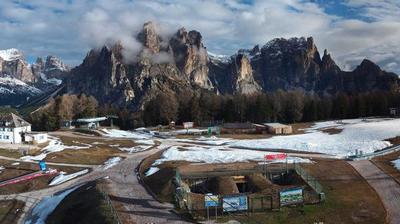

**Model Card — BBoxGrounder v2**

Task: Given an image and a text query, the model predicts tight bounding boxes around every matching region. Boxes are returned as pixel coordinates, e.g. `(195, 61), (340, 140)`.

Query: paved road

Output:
(107, 145), (191, 224)
(349, 160), (400, 224)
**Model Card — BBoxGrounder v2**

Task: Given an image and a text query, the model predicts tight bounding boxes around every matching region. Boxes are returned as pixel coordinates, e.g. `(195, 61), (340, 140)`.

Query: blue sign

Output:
(39, 161), (46, 171)
(205, 194), (219, 207)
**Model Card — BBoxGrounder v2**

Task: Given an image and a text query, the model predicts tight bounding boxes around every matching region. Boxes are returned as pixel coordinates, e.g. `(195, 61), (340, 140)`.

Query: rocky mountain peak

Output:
(357, 59), (381, 72)
(187, 30), (203, 48)
(0, 48), (24, 61)
(45, 55), (69, 72)
(232, 54), (260, 94)
(138, 21), (161, 54)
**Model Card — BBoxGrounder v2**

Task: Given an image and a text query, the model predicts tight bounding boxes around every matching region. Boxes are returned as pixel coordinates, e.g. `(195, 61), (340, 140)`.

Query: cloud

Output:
(0, 0), (399, 74)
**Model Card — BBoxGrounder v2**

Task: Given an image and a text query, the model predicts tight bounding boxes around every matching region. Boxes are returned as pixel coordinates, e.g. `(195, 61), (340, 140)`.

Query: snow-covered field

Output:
(175, 136), (235, 146)
(230, 118), (400, 158)
(101, 129), (152, 139)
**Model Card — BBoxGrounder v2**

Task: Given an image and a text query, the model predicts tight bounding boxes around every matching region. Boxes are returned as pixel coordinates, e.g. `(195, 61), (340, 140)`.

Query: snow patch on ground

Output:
(145, 167), (160, 177)
(135, 139), (155, 145)
(152, 146), (311, 166)
(24, 185), (80, 224)
(11, 162), (20, 166)
(101, 129), (152, 139)
(102, 157), (122, 170)
(230, 118), (400, 158)
(392, 158), (400, 171)
(176, 136), (235, 146)
(119, 145), (152, 153)
(49, 169), (89, 186)
(20, 137), (92, 161)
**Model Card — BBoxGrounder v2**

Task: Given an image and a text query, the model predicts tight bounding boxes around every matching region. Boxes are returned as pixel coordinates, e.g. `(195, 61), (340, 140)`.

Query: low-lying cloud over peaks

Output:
(0, 0), (399, 74)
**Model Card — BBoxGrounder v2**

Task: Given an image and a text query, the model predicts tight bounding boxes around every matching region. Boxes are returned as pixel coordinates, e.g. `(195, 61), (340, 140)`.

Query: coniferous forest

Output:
(28, 90), (400, 131)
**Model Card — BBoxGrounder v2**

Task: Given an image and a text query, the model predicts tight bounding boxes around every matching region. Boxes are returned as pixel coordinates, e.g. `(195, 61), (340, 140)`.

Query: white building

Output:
(24, 132), (48, 144)
(0, 113), (31, 144)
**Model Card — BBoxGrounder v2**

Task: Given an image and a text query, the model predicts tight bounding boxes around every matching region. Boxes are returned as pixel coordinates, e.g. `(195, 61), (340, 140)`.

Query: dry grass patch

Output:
(291, 122), (313, 134)
(45, 147), (122, 165)
(321, 128), (343, 135)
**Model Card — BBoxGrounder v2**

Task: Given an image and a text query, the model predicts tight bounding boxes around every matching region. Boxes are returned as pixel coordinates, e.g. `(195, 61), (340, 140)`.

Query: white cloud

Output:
(0, 0), (398, 74)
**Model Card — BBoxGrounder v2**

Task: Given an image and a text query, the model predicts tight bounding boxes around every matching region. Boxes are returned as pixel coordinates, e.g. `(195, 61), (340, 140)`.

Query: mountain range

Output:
(1, 21), (399, 109)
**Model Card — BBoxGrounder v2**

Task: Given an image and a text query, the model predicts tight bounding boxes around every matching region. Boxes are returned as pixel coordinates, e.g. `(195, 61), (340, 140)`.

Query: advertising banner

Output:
(222, 195), (248, 212)
(280, 188), (303, 206)
(265, 153), (287, 160)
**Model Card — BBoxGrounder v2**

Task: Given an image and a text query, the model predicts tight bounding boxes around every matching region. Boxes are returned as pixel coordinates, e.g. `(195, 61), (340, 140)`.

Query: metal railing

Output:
(294, 163), (324, 200)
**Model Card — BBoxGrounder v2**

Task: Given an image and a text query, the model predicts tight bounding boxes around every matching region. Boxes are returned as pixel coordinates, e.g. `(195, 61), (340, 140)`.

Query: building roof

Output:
(222, 122), (255, 129)
(264, 123), (291, 128)
(75, 117), (107, 123)
(0, 113), (31, 128)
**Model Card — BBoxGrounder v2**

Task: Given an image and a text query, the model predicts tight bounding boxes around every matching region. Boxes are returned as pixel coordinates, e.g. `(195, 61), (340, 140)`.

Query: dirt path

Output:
(349, 160), (400, 224)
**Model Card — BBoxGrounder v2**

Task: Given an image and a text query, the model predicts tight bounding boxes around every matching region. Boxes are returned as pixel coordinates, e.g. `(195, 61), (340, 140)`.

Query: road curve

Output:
(107, 145), (191, 224)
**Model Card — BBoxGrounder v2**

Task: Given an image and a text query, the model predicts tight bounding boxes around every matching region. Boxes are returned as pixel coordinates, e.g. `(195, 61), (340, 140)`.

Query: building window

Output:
(4, 135), (9, 140)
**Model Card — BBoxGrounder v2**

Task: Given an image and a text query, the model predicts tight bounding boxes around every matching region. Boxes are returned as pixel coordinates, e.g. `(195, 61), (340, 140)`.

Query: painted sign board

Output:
(265, 153), (287, 160)
(183, 122), (194, 129)
(205, 194), (219, 207)
(280, 188), (303, 206)
(222, 195), (248, 212)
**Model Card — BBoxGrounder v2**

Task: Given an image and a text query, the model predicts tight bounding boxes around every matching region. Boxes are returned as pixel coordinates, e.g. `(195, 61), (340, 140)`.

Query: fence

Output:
(294, 163), (325, 201)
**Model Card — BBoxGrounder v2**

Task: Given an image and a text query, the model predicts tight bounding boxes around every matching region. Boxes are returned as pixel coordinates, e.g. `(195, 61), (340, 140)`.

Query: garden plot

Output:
(230, 118), (400, 158)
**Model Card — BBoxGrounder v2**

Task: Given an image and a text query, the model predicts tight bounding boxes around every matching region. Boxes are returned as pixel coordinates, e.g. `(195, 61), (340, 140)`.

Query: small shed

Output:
(264, 123), (293, 135)
(24, 132), (48, 144)
(222, 122), (257, 134)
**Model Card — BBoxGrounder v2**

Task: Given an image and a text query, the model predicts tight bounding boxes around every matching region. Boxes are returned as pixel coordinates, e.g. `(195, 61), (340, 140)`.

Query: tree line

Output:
(29, 90), (400, 131)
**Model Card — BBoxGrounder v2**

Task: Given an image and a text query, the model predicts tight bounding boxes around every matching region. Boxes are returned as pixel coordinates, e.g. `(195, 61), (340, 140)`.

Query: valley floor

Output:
(0, 117), (399, 223)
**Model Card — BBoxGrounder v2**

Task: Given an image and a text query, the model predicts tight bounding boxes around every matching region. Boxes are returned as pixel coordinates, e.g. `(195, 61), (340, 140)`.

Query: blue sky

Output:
(0, 0), (399, 74)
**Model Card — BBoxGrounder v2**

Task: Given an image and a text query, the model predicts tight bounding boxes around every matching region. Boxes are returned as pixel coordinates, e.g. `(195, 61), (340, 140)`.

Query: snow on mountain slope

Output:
(0, 48), (23, 61)
(0, 76), (43, 95)
(39, 73), (62, 86)
(208, 51), (231, 63)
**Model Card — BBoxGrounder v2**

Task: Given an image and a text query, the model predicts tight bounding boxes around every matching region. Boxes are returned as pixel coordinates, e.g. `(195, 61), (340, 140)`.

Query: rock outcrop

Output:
(64, 22), (400, 109)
